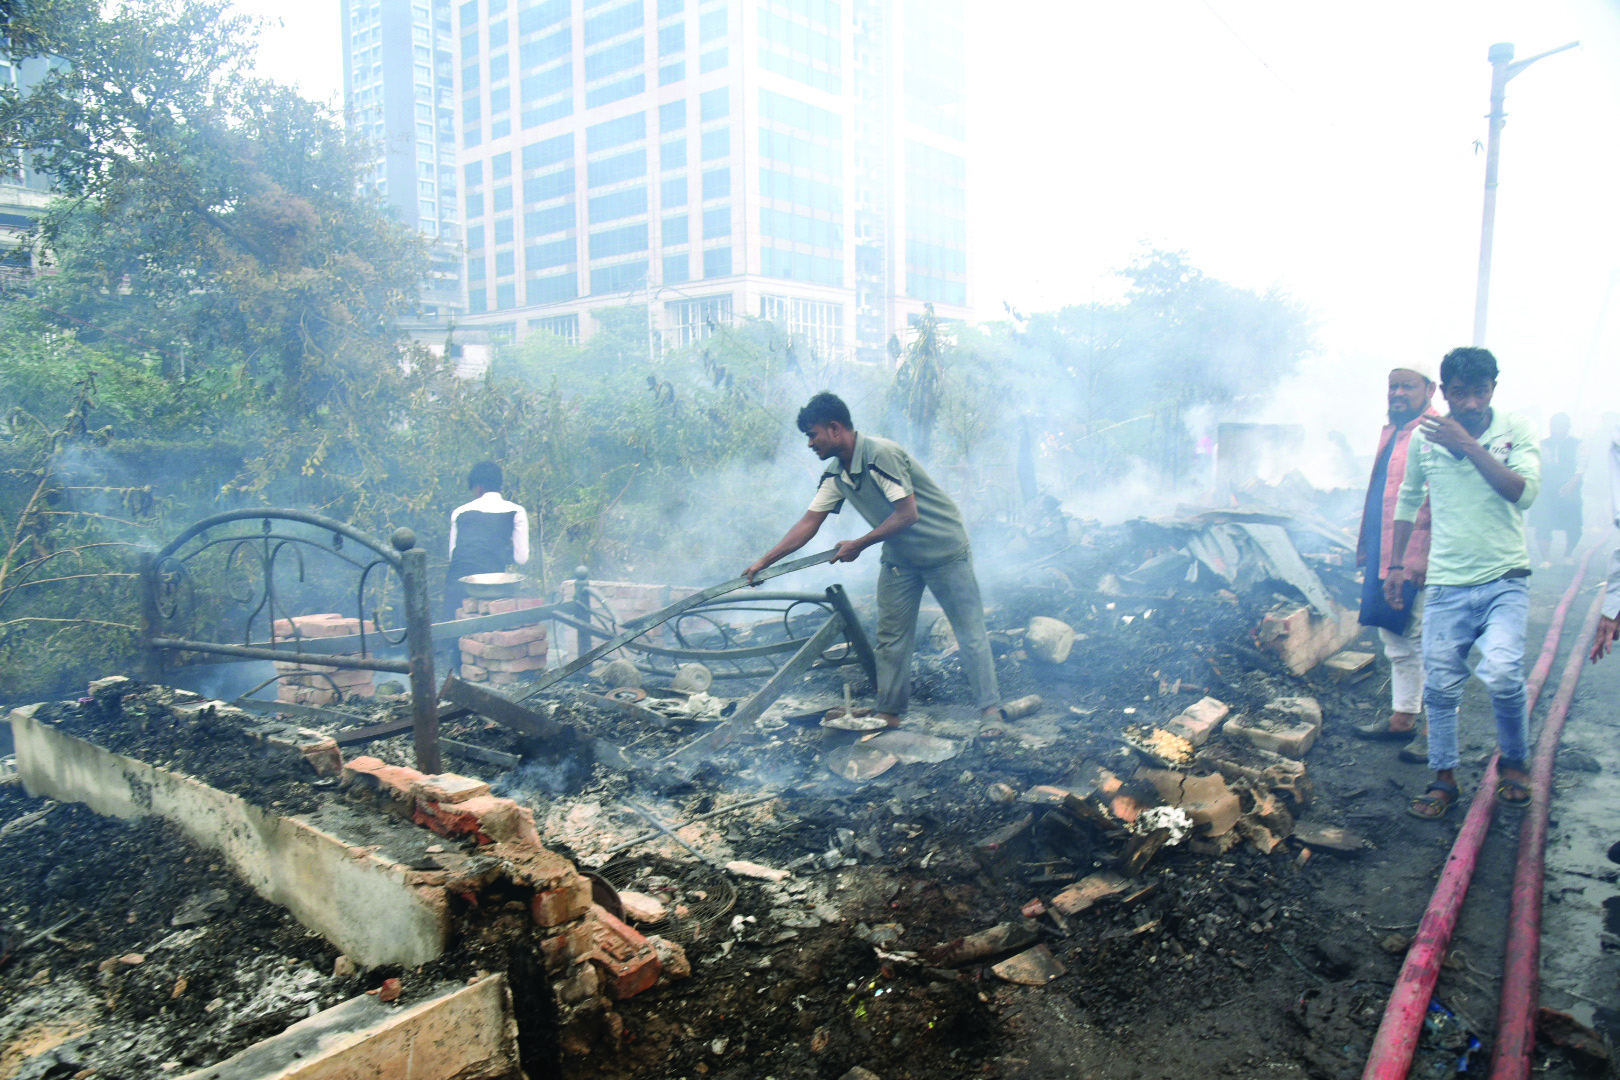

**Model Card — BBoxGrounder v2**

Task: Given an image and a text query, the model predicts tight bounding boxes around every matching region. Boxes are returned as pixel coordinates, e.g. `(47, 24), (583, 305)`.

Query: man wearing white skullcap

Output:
(1351, 362), (1440, 760)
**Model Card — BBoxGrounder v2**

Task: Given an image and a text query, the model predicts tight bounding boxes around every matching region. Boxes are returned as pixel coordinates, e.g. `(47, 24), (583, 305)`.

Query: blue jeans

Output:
(1421, 577), (1530, 772)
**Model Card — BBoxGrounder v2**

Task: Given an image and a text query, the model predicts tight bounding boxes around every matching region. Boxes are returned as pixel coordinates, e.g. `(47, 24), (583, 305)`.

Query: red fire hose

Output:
(1487, 592), (1606, 1080)
(1362, 549), (1600, 1080)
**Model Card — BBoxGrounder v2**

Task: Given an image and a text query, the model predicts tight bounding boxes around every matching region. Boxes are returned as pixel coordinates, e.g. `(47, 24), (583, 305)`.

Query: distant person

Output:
(1385, 348), (1540, 819)
(1351, 363), (1438, 763)
(744, 392), (1002, 726)
(445, 461), (530, 620)
(1533, 412), (1585, 566)
(1591, 424), (1620, 663)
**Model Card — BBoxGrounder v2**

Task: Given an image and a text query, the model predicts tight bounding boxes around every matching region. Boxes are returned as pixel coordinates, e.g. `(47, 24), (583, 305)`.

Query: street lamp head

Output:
(1488, 42), (1515, 64)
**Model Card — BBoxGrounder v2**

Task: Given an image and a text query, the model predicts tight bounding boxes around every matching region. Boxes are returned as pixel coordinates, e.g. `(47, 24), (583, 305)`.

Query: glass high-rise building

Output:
(341, 0), (468, 328)
(348, 0), (968, 362)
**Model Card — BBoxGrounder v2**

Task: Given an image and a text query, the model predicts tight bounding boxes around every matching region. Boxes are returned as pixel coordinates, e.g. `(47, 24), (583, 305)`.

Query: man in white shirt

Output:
(1591, 426), (1620, 663)
(445, 461), (530, 619)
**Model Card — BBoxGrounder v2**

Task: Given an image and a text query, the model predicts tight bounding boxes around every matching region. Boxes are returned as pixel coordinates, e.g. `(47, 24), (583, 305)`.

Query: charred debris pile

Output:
(0, 487), (1403, 1079)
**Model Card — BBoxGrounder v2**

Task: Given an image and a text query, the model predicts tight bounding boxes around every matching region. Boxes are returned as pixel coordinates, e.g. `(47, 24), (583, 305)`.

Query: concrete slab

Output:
(9, 709), (449, 968)
(178, 976), (520, 1080)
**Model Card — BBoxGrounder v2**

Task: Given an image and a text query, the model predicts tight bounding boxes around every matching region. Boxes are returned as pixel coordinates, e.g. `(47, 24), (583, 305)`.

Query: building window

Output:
(525, 202), (575, 236)
(701, 167), (729, 201)
(662, 214), (688, 246)
(528, 273), (580, 304)
(702, 206), (730, 239)
(586, 74), (646, 108)
(702, 246), (732, 278)
(700, 88), (729, 122)
(590, 259), (648, 294)
(761, 295), (845, 359)
(664, 294), (731, 348)
(586, 112), (647, 152)
(663, 252), (690, 284)
(529, 313), (580, 343)
(589, 222), (649, 259)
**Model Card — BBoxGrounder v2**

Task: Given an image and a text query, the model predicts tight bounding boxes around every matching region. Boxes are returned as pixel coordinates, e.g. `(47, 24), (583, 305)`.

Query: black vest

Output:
(449, 510), (516, 578)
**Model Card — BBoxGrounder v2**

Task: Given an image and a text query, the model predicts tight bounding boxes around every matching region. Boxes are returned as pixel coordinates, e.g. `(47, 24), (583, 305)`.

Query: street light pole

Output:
(1472, 40), (1578, 347)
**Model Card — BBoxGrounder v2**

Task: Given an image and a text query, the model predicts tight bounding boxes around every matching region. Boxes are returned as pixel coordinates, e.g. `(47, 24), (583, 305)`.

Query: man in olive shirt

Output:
(746, 392), (1002, 725)
(1385, 348), (1540, 818)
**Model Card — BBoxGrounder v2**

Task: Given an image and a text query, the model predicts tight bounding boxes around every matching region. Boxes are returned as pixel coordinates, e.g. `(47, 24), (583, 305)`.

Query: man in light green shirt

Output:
(746, 392), (1002, 726)
(1385, 347), (1540, 819)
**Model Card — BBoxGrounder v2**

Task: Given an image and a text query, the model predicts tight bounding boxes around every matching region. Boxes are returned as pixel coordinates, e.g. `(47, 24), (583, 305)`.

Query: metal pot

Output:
(458, 572), (525, 599)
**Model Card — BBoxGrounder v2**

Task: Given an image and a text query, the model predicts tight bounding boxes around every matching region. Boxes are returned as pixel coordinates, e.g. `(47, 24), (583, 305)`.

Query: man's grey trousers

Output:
(873, 550), (1000, 715)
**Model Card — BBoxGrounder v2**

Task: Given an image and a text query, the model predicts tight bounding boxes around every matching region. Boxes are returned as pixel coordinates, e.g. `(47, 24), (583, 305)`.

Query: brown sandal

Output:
(1408, 780), (1459, 820)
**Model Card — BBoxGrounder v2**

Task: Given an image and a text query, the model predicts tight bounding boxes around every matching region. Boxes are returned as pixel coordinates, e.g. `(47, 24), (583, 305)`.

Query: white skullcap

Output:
(1391, 360), (1438, 384)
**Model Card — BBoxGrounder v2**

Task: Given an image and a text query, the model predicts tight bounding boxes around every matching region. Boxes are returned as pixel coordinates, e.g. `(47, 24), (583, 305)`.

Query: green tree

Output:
(0, 0), (428, 412)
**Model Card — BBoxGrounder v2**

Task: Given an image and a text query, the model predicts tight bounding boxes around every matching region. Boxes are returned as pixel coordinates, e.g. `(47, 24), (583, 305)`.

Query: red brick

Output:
(483, 626), (547, 647)
(503, 845), (585, 890)
(484, 654), (547, 674)
(411, 774), (490, 805)
(531, 877), (593, 927)
(458, 637), (489, 658)
(486, 671), (522, 686)
(343, 756), (422, 802)
(461, 663), (488, 682)
(528, 641), (549, 658)
(414, 793), (543, 847)
(484, 597), (544, 615)
(540, 921), (595, 967)
(581, 905), (663, 1000)
(473, 642), (530, 661)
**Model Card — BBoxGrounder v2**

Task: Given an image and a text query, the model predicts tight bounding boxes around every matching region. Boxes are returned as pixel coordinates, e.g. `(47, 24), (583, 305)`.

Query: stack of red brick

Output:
(457, 596), (548, 686)
(272, 614), (376, 706)
(341, 755), (685, 1052)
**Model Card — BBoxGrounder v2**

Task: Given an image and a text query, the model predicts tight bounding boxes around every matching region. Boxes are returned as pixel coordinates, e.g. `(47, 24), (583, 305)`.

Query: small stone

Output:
(1558, 748), (1601, 773)
(1380, 933), (1411, 955)
(618, 890), (668, 923)
(377, 977), (402, 1003)
(725, 860), (791, 882)
(991, 944), (1065, 985)
(333, 955), (357, 978)
(1024, 617), (1077, 664)
(838, 1069), (882, 1080)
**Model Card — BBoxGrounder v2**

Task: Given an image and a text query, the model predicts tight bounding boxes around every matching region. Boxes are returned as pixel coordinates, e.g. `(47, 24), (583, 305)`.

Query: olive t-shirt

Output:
(807, 433), (970, 568)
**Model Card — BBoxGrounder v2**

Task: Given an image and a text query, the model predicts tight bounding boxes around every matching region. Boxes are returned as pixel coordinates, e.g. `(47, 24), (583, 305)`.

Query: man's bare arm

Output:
(746, 510), (829, 583)
(832, 495), (919, 562)
(1383, 519), (1417, 609)
(1420, 415), (1526, 503)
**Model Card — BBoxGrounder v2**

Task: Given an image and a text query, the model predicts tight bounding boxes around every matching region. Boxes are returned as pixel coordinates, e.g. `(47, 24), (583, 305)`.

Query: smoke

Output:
(491, 753), (592, 805)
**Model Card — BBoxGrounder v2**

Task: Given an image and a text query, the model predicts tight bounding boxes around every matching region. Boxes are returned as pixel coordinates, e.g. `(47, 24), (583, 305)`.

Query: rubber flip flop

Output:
(1352, 720), (1421, 742)
(1408, 780), (1460, 820)
(1496, 758), (1531, 810)
(1496, 778), (1532, 809)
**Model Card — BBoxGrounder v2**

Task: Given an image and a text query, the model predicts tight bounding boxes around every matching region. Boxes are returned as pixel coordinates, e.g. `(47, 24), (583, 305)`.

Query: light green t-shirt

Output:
(1393, 409), (1540, 587)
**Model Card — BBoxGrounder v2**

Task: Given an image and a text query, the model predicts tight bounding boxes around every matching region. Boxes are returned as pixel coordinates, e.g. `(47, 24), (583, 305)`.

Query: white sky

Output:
(235, 0), (1620, 435)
